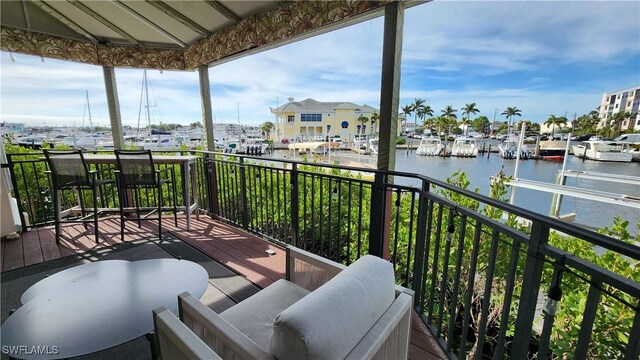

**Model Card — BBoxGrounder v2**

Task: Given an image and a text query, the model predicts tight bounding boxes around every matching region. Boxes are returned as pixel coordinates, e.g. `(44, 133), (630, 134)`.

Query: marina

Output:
(272, 142), (640, 231)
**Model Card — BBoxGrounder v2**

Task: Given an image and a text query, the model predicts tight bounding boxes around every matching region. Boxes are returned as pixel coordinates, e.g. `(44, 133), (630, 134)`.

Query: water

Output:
(273, 143), (640, 231)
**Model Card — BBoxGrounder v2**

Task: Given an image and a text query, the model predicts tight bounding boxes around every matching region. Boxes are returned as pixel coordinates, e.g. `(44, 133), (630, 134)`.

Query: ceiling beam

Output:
(203, 1), (240, 23)
(145, 1), (212, 37)
(68, 0), (141, 46)
(21, 0), (32, 29)
(31, 0), (100, 43)
(112, 1), (187, 48)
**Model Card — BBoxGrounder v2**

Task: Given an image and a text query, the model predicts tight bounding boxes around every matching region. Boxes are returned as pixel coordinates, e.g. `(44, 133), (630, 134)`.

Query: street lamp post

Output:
(327, 124), (331, 163)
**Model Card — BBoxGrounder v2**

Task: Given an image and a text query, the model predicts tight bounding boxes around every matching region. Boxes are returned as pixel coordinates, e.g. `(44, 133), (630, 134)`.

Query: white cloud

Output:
(0, 1), (638, 129)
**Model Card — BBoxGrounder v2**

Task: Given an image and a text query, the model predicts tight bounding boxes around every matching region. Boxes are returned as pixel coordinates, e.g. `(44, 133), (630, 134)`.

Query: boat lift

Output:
(507, 176), (640, 209)
(507, 129), (640, 222)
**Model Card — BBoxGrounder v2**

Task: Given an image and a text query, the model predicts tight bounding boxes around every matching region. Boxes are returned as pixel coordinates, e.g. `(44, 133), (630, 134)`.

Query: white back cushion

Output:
(270, 255), (395, 360)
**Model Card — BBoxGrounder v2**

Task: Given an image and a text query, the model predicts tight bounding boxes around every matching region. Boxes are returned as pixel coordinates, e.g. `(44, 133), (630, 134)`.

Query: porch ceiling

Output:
(0, 0), (419, 70)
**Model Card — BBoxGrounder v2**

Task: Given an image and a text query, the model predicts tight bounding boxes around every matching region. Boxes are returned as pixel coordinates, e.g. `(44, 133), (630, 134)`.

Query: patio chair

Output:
(44, 149), (113, 244)
(114, 150), (177, 242)
(177, 245), (413, 360)
(152, 307), (222, 360)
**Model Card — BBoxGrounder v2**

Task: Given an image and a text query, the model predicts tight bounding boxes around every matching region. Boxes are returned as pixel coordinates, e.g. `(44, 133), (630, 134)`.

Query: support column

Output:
(369, 1), (404, 258)
(376, 1), (404, 172)
(103, 66), (124, 149)
(198, 65), (215, 151)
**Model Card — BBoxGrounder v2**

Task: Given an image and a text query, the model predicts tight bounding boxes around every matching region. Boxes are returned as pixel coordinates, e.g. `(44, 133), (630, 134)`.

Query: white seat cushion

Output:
(220, 279), (309, 352)
(270, 255), (396, 360)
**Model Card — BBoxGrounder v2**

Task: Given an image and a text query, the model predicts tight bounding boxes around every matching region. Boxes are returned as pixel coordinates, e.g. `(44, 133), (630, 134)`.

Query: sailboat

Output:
(62, 91), (104, 150)
(135, 70), (183, 151)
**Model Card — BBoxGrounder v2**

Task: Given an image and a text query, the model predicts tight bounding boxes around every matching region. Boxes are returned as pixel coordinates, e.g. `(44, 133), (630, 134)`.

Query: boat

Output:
(538, 140), (570, 158)
(288, 141), (340, 156)
(369, 138), (379, 155)
(240, 138), (270, 155)
(351, 136), (367, 151)
(416, 136), (444, 156)
(450, 137), (478, 157)
(572, 141), (633, 162)
(498, 138), (529, 159)
(614, 134), (640, 162)
(138, 135), (184, 151)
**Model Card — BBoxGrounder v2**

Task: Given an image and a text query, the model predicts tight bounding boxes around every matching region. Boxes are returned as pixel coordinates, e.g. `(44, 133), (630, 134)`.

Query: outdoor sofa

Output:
(175, 245), (414, 359)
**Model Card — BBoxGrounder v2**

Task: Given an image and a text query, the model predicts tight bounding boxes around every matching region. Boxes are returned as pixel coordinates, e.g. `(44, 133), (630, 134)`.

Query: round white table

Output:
(1, 259), (209, 359)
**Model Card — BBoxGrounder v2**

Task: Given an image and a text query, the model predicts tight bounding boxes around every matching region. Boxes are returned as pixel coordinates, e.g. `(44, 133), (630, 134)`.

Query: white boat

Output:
(416, 136), (444, 156)
(450, 137), (478, 157)
(288, 141), (339, 156)
(139, 136), (183, 151)
(369, 138), (378, 155)
(351, 136), (367, 150)
(614, 134), (640, 161)
(240, 138), (270, 155)
(572, 141), (633, 162)
(498, 139), (529, 159)
(62, 135), (100, 150)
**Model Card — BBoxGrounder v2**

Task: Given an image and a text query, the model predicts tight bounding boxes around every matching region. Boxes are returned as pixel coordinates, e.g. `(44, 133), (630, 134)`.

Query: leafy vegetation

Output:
(4, 143), (637, 358)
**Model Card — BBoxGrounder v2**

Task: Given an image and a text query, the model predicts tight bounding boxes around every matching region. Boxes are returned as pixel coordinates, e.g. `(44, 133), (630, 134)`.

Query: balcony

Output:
(2, 149), (638, 359)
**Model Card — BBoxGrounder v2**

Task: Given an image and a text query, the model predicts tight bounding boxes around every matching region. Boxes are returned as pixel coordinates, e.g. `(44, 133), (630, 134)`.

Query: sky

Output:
(1, 0), (639, 129)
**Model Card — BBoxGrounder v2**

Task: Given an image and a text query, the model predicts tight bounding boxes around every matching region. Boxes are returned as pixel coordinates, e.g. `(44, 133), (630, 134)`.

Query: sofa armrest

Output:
(285, 245), (346, 291)
(153, 306), (222, 360)
(178, 292), (275, 360)
(345, 290), (414, 360)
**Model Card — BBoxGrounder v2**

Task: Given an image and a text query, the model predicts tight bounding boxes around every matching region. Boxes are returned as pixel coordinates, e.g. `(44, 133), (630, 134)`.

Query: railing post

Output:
(5, 156), (28, 232)
(411, 179), (430, 307)
(238, 157), (249, 230)
(511, 220), (550, 359)
(290, 163), (299, 247)
(368, 172), (387, 258)
(205, 154), (219, 217)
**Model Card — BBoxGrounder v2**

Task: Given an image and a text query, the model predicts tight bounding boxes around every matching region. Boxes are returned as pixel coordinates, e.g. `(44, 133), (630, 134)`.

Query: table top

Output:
(21, 260), (129, 304)
(1, 259), (208, 359)
(83, 154), (198, 164)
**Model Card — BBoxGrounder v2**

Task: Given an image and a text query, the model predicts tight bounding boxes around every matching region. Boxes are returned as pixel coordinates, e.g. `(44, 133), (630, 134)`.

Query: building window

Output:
(341, 121), (349, 129)
(287, 115), (295, 123)
(301, 113), (322, 122)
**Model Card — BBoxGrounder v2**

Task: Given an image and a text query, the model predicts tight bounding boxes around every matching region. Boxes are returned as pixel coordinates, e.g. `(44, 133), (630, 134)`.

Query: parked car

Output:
(571, 134), (595, 142)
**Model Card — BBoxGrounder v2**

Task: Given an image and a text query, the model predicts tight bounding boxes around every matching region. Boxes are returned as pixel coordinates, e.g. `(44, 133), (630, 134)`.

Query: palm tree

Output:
(441, 105), (458, 135)
(401, 104), (413, 133)
(461, 103), (480, 135)
(370, 112), (380, 136)
(416, 104), (433, 131)
(412, 98), (425, 131)
(544, 115), (567, 137)
(609, 111), (631, 136)
(502, 107), (522, 135)
(357, 115), (369, 136)
(260, 121), (274, 139)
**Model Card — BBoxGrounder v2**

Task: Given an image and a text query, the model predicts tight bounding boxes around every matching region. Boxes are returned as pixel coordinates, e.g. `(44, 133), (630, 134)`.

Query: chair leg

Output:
(171, 177), (178, 227)
(77, 187), (88, 229)
(92, 186), (99, 243)
(119, 185), (125, 243)
(53, 189), (61, 243)
(158, 183), (163, 242)
(135, 188), (142, 228)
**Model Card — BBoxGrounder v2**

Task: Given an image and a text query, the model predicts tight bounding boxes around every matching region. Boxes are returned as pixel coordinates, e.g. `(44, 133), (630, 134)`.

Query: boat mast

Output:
(144, 70), (152, 132)
(85, 90), (93, 133)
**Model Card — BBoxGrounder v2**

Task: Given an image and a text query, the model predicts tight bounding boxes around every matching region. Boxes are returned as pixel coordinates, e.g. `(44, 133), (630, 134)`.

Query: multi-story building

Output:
(597, 86), (640, 131)
(271, 98), (378, 142)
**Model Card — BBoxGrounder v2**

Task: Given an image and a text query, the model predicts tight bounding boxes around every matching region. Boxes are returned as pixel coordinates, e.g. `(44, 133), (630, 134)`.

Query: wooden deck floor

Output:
(1, 215), (446, 359)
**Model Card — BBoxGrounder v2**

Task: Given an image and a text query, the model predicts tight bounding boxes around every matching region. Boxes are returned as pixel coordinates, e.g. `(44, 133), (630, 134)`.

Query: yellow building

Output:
(271, 98), (378, 142)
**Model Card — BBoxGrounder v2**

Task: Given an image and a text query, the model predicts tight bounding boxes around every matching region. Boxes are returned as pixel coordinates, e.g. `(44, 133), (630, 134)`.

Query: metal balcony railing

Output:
(4, 149), (639, 359)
